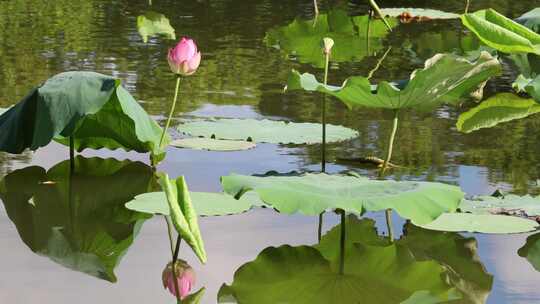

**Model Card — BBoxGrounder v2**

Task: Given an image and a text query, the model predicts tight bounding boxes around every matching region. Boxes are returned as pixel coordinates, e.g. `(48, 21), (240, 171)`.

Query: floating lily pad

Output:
(137, 11), (176, 43)
(516, 8), (540, 33)
(287, 52), (501, 111)
(456, 93), (540, 133)
(170, 138), (256, 151)
(419, 213), (539, 234)
(460, 194), (540, 218)
(126, 191), (263, 216)
(0, 71), (168, 160)
(379, 8), (460, 20)
(264, 9), (397, 68)
(221, 173), (463, 225)
(0, 157), (154, 282)
(178, 118), (358, 144)
(518, 232), (540, 272)
(461, 9), (540, 54)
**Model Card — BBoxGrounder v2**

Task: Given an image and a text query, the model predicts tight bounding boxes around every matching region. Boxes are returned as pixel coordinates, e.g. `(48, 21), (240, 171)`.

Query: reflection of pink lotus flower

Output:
(167, 37), (201, 76)
(162, 260), (196, 299)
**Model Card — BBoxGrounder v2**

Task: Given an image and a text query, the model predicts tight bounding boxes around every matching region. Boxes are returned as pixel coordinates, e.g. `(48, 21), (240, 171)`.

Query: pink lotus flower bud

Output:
(162, 260), (196, 299)
(167, 37), (201, 76)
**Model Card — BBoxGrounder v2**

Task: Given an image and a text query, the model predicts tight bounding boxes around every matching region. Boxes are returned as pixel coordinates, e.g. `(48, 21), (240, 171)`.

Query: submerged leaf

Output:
(456, 93), (540, 133)
(0, 157), (154, 282)
(126, 191), (263, 216)
(170, 137), (256, 151)
(287, 52), (501, 111)
(221, 173), (463, 225)
(158, 173), (207, 263)
(137, 11), (176, 43)
(0, 71), (168, 159)
(461, 9), (540, 54)
(419, 213), (539, 234)
(178, 118), (358, 144)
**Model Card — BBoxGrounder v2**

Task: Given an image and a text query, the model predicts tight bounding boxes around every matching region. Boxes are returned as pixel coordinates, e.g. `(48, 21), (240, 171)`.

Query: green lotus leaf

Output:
(419, 213), (539, 234)
(379, 8), (460, 19)
(456, 93), (540, 133)
(157, 173), (207, 264)
(518, 232), (540, 272)
(514, 75), (540, 102)
(178, 118), (358, 144)
(461, 9), (540, 54)
(221, 173), (463, 225)
(218, 217), (460, 303)
(516, 8), (540, 33)
(286, 52), (501, 111)
(264, 9), (397, 68)
(170, 137), (256, 151)
(0, 71), (169, 160)
(125, 191), (263, 216)
(0, 157), (154, 282)
(182, 287), (206, 304)
(460, 194), (540, 218)
(137, 11), (176, 43)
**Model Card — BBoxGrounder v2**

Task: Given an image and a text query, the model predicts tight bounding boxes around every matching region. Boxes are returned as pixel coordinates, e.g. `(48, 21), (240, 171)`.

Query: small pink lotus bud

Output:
(167, 37), (202, 76)
(162, 260), (196, 299)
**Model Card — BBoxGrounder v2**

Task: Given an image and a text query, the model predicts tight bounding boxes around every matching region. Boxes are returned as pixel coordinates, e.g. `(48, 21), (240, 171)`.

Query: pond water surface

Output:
(1, 0), (540, 303)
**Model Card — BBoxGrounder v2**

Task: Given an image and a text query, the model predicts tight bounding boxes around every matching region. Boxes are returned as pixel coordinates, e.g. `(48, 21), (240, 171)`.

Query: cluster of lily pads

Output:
(2, 3), (540, 303)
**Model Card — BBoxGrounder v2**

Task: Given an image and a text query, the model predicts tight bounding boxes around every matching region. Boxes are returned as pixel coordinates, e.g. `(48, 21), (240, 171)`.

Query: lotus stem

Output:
(69, 136), (75, 172)
(172, 235), (182, 304)
(465, 0), (470, 14)
(385, 209), (394, 242)
(380, 109), (399, 176)
(339, 210), (346, 275)
(313, 0), (319, 16)
(159, 76), (182, 149)
(318, 212), (324, 242)
(368, 0), (392, 31)
(366, 10), (372, 54)
(321, 47), (330, 173)
(164, 215), (175, 257)
(367, 46), (392, 80)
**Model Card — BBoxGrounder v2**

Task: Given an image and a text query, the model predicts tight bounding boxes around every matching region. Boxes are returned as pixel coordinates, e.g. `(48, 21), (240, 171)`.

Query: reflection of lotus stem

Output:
(164, 215), (176, 257)
(321, 50), (330, 172)
(313, 0), (319, 16)
(385, 209), (394, 242)
(172, 235), (182, 303)
(368, 0), (392, 31)
(69, 136), (75, 171)
(465, 0), (470, 13)
(339, 210), (346, 275)
(159, 76), (182, 149)
(367, 46), (392, 80)
(318, 212), (324, 242)
(380, 109), (399, 175)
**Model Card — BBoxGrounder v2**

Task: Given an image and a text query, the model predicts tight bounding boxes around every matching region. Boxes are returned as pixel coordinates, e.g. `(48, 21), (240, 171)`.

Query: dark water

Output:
(1, 0), (540, 303)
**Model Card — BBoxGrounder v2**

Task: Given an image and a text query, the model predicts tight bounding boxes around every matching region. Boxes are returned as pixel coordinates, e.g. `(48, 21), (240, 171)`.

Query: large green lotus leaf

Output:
(218, 218), (457, 303)
(518, 232), (540, 272)
(287, 52), (501, 111)
(461, 9), (540, 54)
(221, 173), (463, 225)
(460, 194), (540, 218)
(516, 8), (540, 33)
(264, 9), (397, 68)
(379, 8), (460, 19)
(0, 71), (168, 158)
(0, 157), (154, 282)
(456, 93), (540, 133)
(170, 138), (256, 151)
(419, 213), (539, 234)
(158, 173), (207, 264)
(137, 11), (176, 43)
(125, 191), (263, 216)
(399, 223), (493, 303)
(178, 118), (358, 144)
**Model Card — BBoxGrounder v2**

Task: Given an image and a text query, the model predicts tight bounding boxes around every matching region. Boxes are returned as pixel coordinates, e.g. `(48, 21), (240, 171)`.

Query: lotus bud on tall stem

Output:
(321, 37), (333, 173)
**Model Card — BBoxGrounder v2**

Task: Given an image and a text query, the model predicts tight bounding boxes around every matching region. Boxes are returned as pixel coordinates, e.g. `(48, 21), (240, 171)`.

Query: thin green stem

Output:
(159, 76), (181, 149)
(171, 235), (182, 304)
(69, 136), (75, 172)
(321, 50), (330, 173)
(164, 215), (175, 257)
(368, 0), (392, 31)
(339, 210), (346, 275)
(313, 0), (319, 16)
(366, 10), (372, 54)
(465, 0), (470, 14)
(317, 212), (324, 242)
(385, 209), (394, 242)
(380, 109), (399, 176)
(367, 46), (392, 80)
